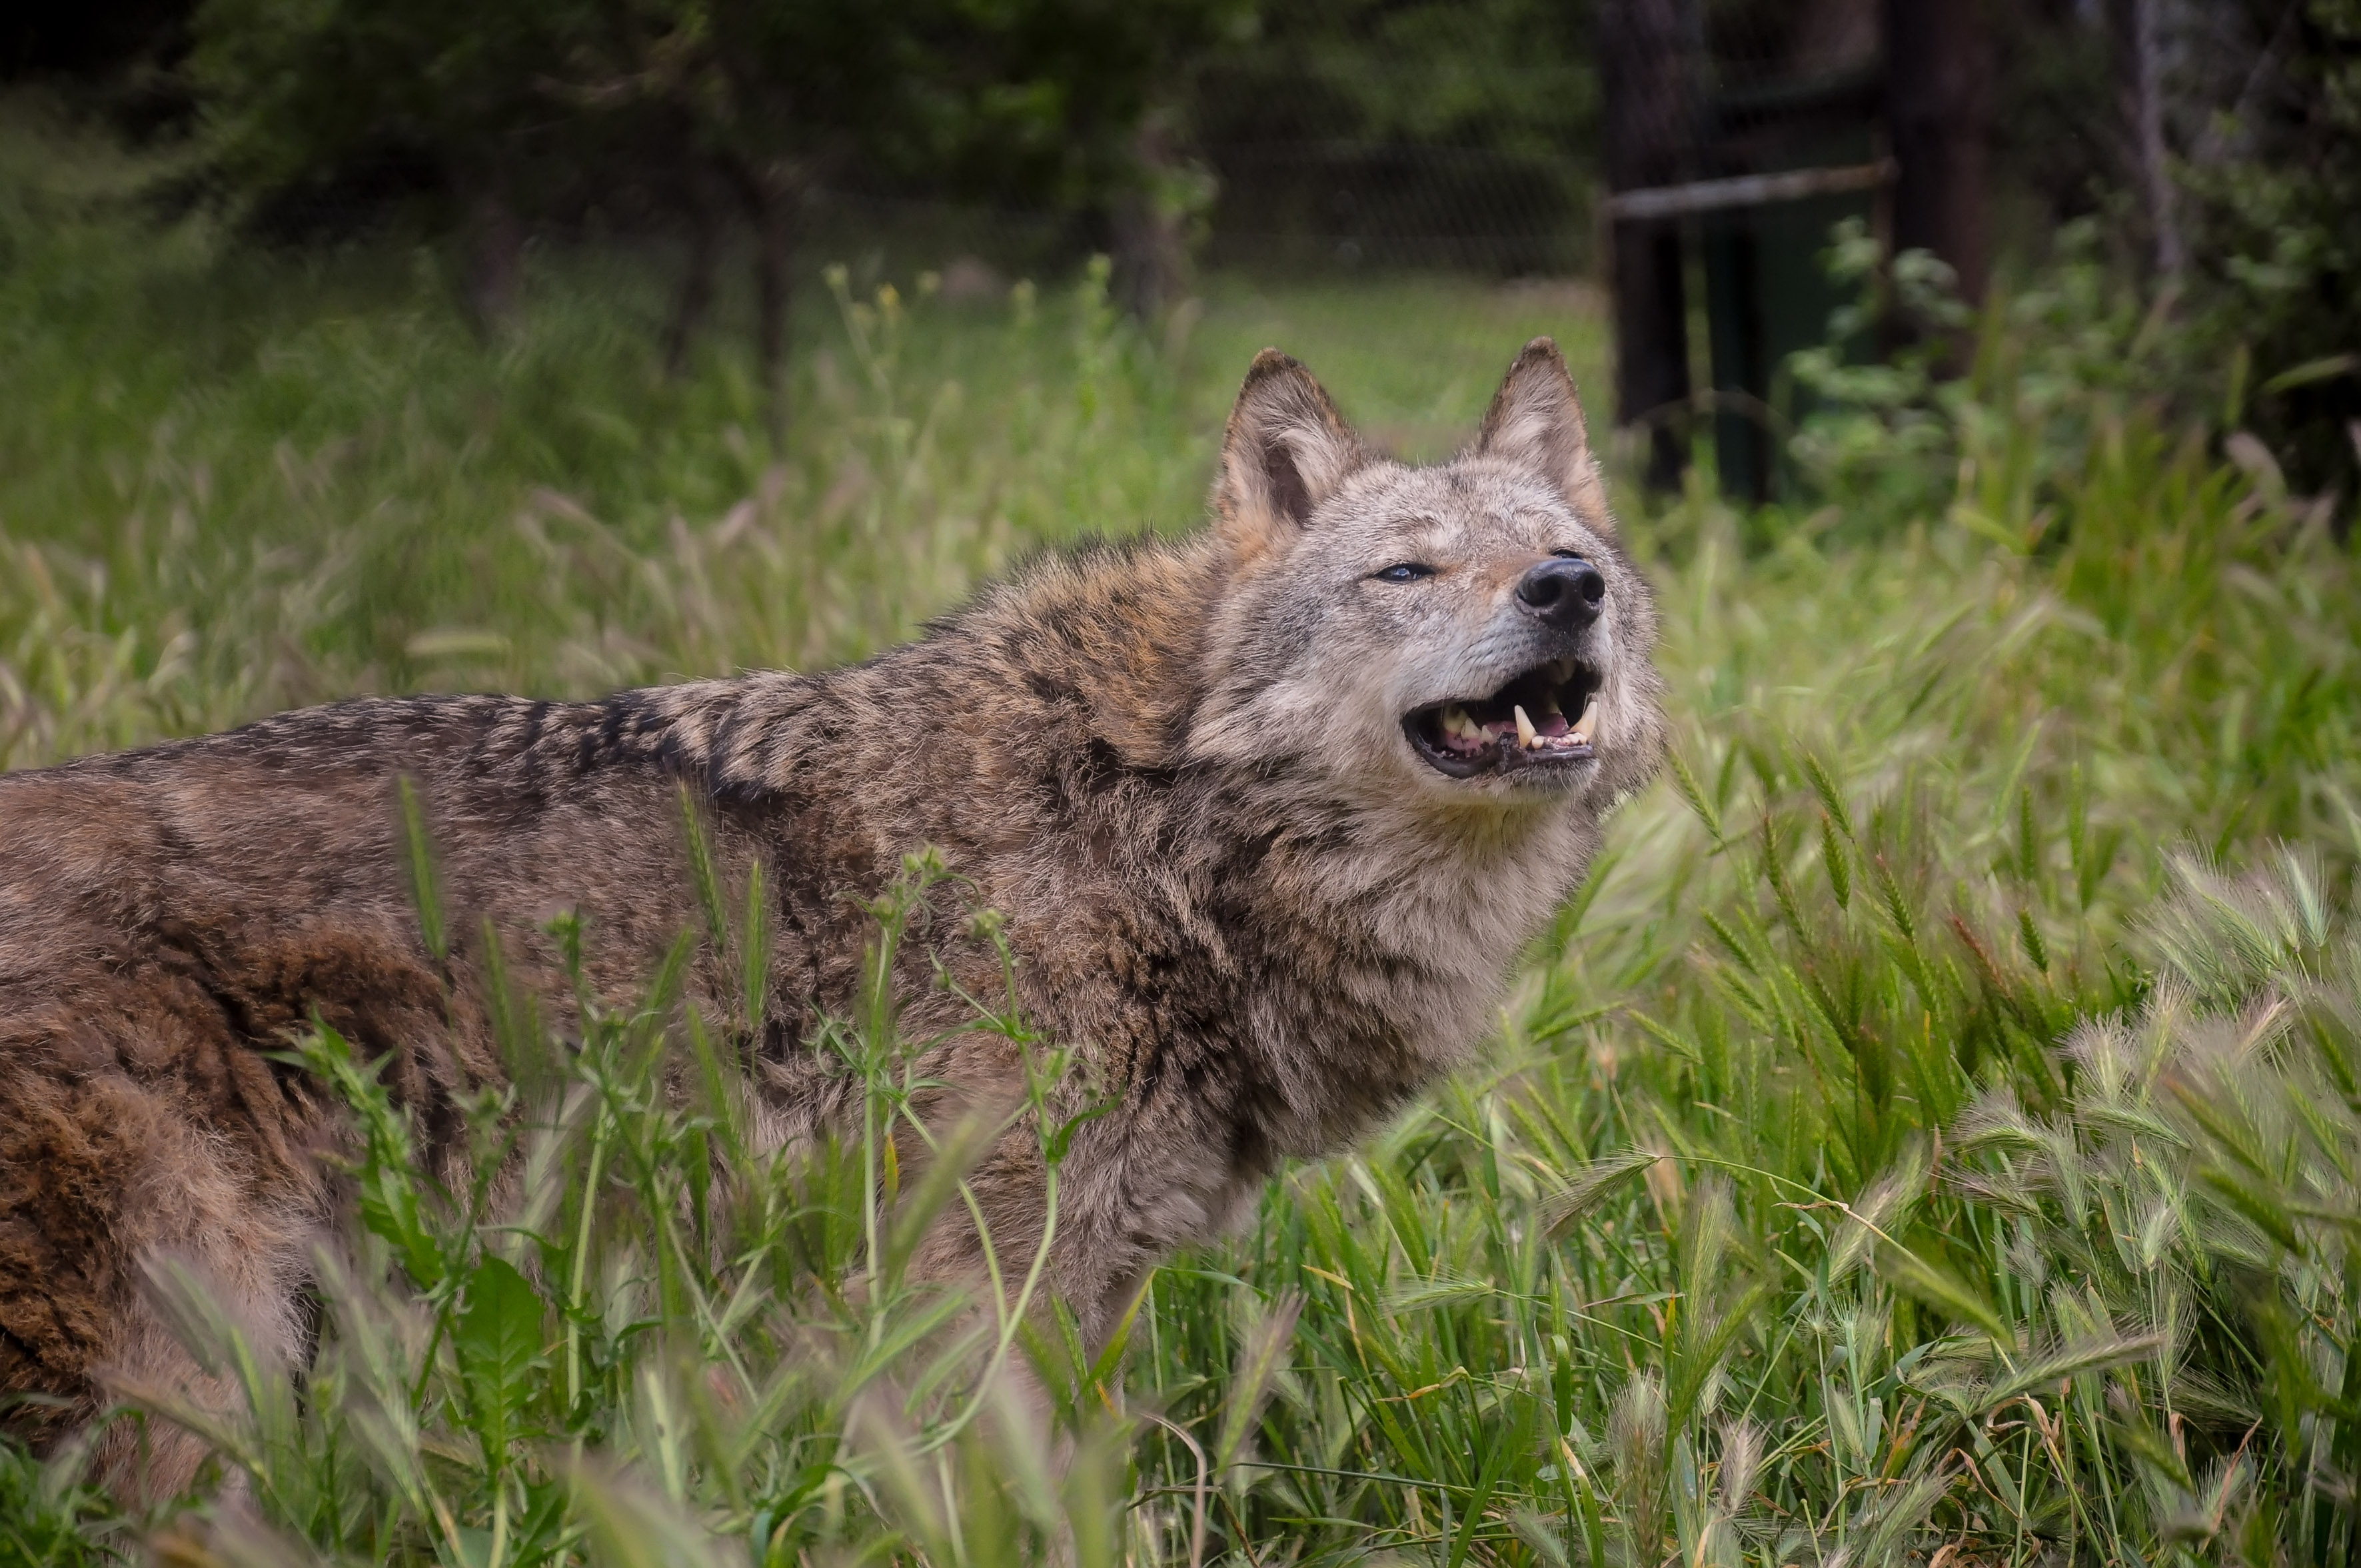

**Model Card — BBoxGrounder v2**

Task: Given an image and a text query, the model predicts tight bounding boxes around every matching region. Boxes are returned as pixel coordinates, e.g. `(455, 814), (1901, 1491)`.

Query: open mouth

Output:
(1402, 658), (1602, 779)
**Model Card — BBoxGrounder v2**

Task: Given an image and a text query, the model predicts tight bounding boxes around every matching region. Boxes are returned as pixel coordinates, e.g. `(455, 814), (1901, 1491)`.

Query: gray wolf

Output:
(0, 339), (1663, 1492)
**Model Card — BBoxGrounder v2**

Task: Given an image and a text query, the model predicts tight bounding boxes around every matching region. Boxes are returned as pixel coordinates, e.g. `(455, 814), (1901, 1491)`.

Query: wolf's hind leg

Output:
(94, 1170), (319, 1503)
(91, 1243), (313, 1505)
(0, 1062), (316, 1503)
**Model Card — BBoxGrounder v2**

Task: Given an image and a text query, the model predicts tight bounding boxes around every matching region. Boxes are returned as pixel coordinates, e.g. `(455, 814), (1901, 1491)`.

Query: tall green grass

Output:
(5, 105), (2361, 1567)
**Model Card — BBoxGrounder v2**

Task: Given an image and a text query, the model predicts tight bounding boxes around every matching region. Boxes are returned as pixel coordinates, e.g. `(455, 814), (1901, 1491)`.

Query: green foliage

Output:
(0, 1437), (115, 1568)
(892, 0), (1254, 214)
(1785, 217), (2200, 538)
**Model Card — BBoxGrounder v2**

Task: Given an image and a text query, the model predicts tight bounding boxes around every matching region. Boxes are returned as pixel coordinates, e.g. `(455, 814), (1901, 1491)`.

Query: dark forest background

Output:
(5, 0), (2357, 498)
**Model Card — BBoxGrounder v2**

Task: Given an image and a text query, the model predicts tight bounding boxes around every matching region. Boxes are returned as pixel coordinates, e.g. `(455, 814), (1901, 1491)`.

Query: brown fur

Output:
(0, 341), (1663, 1493)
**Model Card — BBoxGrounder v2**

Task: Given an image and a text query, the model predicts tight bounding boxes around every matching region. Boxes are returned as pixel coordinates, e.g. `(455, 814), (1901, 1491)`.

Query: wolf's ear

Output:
(1477, 337), (1609, 522)
(1213, 349), (1368, 564)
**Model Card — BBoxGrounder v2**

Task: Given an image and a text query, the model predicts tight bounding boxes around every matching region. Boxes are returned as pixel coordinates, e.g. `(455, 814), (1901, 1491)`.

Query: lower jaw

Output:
(1409, 737), (1597, 782)
(1495, 744), (1594, 776)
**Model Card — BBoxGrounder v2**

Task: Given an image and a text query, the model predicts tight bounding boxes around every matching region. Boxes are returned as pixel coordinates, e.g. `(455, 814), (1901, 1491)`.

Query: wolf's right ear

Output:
(1213, 349), (1367, 564)
(1477, 337), (1611, 523)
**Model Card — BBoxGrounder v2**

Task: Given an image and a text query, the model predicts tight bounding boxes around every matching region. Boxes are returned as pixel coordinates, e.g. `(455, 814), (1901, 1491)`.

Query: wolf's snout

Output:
(1513, 557), (1605, 629)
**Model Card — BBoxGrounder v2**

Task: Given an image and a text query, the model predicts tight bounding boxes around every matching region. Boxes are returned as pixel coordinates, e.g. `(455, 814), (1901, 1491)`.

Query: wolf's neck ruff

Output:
(619, 538), (1589, 1134)
(0, 338), (1663, 1499)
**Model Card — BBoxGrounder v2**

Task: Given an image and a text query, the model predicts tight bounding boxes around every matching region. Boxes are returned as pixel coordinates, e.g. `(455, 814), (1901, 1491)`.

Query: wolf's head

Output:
(1186, 339), (1665, 824)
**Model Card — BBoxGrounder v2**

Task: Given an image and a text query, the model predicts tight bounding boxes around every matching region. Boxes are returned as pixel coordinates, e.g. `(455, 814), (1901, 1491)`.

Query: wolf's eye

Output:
(1372, 563), (1434, 583)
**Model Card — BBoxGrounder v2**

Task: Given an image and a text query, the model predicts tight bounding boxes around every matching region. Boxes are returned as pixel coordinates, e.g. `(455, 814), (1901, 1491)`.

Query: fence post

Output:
(1886, 0), (1994, 307)
(1601, 0), (1701, 492)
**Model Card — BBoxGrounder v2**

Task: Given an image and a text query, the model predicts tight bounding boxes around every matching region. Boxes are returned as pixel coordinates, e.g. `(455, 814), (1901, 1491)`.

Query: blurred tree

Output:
(904, 0), (1249, 320)
(532, 0), (932, 423)
(186, 0), (1247, 424)
(2106, 0), (2182, 279)
(1982, 0), (2114, 245)
(2182, 0), (2361, 506)
(188, 0), (569, 330)
(1189, 0), (1599, 275)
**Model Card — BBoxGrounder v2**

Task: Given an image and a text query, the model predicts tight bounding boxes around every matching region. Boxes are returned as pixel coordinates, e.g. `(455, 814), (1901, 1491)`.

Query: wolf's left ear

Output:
(1477, 337), (1610, 522)
(1214, 349), (1369, 564)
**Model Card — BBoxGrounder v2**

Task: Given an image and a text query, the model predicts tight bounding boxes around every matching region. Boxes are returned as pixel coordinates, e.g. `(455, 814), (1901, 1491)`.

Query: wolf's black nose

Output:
(1515, 556), (1605, 628)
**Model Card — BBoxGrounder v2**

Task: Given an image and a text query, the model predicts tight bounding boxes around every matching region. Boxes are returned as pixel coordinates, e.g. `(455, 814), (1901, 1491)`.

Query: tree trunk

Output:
(1113, 111), (1195, 322)
(1886, 0), (1994, 307)
(458, 166), (524, 341)
(1600, 0), (1699, 490)
(663, 165), (724, 379)
(2106, 0), (2183, 280)
(748, 177), (794, 444)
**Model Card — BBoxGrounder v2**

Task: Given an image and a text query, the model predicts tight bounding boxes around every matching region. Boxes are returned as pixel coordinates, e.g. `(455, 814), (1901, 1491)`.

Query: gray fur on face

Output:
(0, 338), (1665, 1499)
(1193, 340), (1663, 819)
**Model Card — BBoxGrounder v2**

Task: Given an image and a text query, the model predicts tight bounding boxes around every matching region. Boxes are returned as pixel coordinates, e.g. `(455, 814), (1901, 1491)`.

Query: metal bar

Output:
(1604, 159), (1897, 223)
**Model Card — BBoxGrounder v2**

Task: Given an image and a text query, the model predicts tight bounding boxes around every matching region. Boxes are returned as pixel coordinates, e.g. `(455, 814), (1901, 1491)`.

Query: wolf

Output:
(0, 339), (1663, 1493)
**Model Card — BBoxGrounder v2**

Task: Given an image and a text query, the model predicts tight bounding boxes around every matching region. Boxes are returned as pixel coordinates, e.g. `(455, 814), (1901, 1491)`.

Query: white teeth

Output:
(1442, 704), (1483, 743)
(1568, 694), (1601, 746)
(1513, 704), (1539, 750)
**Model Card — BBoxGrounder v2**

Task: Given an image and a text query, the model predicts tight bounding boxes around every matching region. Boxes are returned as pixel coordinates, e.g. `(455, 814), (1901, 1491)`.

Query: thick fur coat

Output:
(0, 341), (1663, 1491)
